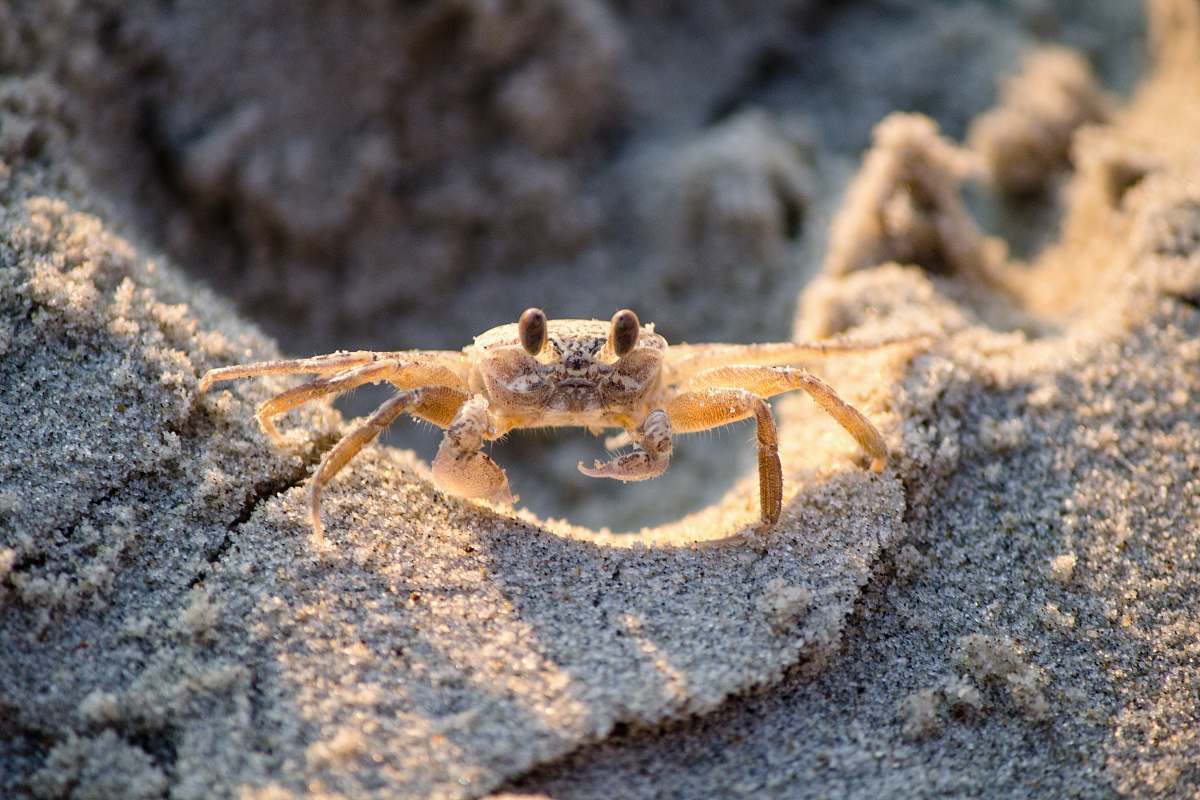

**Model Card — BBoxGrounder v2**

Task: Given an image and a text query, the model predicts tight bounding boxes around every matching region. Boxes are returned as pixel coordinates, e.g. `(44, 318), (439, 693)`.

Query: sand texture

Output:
(3, 1), (1199, 798)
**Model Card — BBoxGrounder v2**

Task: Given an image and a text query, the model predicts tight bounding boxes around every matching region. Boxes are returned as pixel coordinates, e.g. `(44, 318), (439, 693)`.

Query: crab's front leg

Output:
(665, 389), (783, 526)
(578, 410), (673, 482)
(431, 395), (515, 505)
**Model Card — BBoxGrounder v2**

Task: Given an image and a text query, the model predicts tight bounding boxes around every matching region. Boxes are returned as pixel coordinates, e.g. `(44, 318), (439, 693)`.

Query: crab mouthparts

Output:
(558, 378), (595, 389)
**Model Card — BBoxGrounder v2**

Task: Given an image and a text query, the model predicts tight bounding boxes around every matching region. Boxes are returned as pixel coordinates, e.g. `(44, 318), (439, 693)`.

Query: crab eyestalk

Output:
(609, 309), (640, 356)
(518, 307), (547, 355)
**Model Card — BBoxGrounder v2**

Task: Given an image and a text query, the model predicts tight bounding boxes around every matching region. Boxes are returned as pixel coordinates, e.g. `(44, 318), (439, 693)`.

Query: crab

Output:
(200, 308), (915, 547)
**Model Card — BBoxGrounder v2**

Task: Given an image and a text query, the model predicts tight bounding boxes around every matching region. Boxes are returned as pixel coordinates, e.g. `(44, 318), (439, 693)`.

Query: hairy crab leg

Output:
(681, 365), (887, 472)
(665, 389), (782, 526)
(198, 349), (466, 393)
(664, 332), (929, 385)
(253, 360), (467, 444)
(200, 351), (378, 393)
(307, 385), (469, 548)
(251, 361), (401, 444)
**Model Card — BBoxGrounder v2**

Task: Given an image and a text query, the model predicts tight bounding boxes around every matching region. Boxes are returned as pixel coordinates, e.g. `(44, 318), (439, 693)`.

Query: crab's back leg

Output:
(665, 333), (928, 385)
(200, 351), (377, 393)
(200, 351), (467, 443)
(665, 388), (782, 526)
(198, 350), (465, 393)
(253, 359), (467, 443)
(683, 366), (887, 471)
(308, 385), (469, 548)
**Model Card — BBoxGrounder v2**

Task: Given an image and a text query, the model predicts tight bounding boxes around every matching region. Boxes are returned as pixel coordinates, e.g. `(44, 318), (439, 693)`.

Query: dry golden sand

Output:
(2, 2), (1199, 798)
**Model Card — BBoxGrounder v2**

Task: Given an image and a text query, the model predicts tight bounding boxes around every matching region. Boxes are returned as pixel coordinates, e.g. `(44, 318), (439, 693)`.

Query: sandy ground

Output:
(3, 1), (1200, 798)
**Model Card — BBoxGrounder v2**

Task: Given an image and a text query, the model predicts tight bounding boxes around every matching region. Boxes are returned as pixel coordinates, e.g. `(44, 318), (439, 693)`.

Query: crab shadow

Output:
(208, 404), (905, 797)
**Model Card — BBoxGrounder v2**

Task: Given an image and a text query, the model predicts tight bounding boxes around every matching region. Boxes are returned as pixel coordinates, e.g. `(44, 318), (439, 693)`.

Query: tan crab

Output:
(200, 308), (912, 547)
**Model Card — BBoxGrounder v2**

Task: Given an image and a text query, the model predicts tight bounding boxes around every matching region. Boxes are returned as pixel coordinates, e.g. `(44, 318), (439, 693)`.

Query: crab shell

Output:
(466, 318), (668, 429)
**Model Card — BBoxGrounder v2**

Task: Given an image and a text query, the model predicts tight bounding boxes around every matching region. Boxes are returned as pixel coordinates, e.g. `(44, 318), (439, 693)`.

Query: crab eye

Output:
(518, 307), (547, 355)
(609, 309), (640, 357)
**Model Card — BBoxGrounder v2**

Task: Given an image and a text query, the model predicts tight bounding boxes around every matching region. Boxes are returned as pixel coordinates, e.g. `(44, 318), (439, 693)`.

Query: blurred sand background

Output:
(0, 0), (1145, 530)
(3, 0), (1200, 798)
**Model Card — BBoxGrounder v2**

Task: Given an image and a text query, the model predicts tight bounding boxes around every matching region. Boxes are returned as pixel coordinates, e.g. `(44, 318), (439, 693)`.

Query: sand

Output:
(2, 1), (1199, 798)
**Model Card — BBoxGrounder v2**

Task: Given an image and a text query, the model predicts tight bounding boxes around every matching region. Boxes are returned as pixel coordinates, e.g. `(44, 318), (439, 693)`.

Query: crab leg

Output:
(682, 365), (887, 472)
(200, 351), (378, 393)
(665, 389), (782, 526)
(665, 332), (927, 385)
(578, 409), (672, 482)
(307, 385), (469, 548)
(198, 350), (465, 393)
(250, 361), (400, 444)
(252, 360), (467, 444)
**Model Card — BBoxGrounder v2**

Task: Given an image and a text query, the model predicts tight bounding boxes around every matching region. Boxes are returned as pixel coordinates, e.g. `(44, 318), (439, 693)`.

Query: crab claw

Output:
(577, 450), (668, 482)
(433, 443), (514, 503)
(488, 484), (518, 507)
(580, 410), (673, 483)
